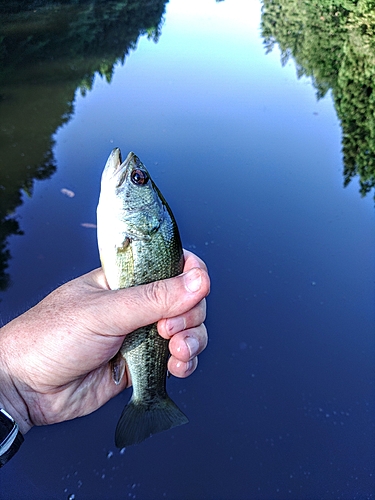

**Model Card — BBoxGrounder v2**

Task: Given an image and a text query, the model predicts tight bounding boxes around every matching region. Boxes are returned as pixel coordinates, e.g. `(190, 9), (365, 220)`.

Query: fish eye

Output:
(130, 169), (149, 186)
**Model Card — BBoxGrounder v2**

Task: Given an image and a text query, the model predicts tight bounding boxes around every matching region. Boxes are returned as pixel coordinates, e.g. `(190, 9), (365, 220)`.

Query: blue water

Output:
(0, 1), (374, 498)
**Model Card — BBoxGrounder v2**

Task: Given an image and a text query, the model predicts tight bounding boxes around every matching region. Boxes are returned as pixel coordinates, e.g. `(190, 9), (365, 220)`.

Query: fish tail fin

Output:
(115, 396), (189, 448)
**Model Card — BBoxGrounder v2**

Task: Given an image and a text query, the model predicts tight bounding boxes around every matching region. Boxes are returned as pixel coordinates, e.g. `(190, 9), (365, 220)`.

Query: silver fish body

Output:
(97, 148), (187, 447)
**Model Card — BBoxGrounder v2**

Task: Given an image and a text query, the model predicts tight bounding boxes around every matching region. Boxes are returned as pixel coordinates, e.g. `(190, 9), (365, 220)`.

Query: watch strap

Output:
(0, 429), (24, 467)
(0, 408), (24, 468)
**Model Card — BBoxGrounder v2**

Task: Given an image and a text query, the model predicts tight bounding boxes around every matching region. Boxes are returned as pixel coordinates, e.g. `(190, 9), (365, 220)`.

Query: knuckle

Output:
(143, 279), (170, 311)
(196, 298), (207, 323)
(199, 323), (208, 350)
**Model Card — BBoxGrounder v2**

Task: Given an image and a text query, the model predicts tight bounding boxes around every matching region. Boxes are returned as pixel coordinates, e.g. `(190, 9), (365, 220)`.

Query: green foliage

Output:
(261, 0), (375, 201)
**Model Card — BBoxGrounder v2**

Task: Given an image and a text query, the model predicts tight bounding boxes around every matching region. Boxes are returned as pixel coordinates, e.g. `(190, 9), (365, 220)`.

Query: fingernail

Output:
(184, 268), (202, 293)
(165, 316), (186, 335)
(185, 360), (194, 374)
(185, 336), (199, 358)
(185, 357), (198, 375)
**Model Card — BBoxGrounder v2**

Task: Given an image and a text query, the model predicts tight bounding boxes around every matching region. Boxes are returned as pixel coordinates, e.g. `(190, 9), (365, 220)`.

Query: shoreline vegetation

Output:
(262, 0), (375, 200)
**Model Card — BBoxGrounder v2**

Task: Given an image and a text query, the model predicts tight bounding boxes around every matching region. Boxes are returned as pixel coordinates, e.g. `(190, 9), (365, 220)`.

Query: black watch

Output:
(0, 408), (24, 467)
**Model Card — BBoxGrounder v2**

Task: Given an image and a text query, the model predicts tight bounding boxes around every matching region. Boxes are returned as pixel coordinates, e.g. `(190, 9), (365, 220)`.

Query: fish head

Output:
(97, 148), (165, 247)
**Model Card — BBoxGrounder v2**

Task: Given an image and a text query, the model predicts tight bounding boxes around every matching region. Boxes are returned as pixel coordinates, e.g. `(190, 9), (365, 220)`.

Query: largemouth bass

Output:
(97, 148), (188, 447)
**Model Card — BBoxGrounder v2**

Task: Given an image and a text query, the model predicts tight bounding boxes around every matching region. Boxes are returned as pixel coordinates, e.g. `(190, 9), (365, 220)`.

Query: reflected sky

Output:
(0, 0), (374, 499)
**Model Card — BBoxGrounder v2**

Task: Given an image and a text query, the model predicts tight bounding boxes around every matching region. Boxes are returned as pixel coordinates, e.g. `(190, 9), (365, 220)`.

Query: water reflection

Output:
(2, 0), (375, 292)
(0, 0), (167, 290)
(261, 0), (375, 200)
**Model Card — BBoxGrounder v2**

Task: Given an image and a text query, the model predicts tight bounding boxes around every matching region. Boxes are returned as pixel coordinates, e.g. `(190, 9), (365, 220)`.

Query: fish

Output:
(96, 148), (188, 447)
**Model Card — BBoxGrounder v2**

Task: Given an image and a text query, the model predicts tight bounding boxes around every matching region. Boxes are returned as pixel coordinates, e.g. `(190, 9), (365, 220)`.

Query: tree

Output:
(261, 0), (375, 200)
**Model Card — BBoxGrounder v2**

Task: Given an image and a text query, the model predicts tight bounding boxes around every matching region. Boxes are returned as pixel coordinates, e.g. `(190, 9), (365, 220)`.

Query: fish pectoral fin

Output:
(116, 237), (131, 254)
(115, 396), (189, 447)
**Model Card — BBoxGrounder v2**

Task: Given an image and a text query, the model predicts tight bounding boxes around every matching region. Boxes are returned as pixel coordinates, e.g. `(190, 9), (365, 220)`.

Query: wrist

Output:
(0, 389), (32, 436)
(0, 324), (33, 435)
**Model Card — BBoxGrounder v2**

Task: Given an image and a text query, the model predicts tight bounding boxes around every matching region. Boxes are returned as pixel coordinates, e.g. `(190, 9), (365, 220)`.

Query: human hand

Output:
(0, 250), (209, 434)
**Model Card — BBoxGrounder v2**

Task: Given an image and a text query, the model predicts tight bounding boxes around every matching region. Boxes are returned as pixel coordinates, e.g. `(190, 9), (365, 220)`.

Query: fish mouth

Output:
(115, 150), (134, 172)
(108, 149), (142, 187)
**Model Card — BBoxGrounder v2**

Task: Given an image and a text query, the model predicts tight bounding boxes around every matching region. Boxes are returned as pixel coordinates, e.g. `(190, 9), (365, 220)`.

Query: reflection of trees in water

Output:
(261, 0), (375, 200)
(0, 0), (168, 291)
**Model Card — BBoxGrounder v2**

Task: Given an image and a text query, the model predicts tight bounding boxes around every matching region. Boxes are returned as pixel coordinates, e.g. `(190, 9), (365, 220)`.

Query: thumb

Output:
(101, 267), (210, 336)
